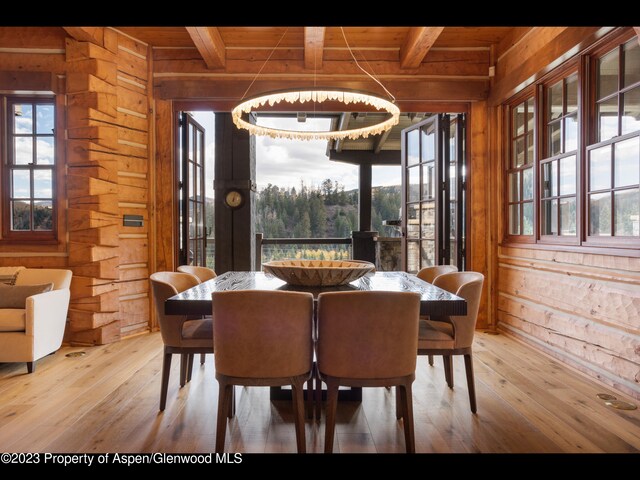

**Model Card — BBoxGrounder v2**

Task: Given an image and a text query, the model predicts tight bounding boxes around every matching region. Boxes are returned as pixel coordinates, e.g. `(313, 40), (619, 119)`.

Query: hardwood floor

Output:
(0, 331), (638, 453)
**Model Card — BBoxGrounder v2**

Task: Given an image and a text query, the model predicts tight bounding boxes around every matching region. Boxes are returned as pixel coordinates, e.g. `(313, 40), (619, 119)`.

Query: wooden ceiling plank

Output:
(185, 27), (226, 69)
(400, 27), (445, 69)
(496, 27), (533, 61)
(635, 27), (640, 46)
(304, 27), (326, 70)
(64, 27), (104, 46)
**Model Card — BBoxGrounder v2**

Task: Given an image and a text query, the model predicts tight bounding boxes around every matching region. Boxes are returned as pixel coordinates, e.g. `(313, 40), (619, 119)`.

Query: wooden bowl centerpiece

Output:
(262, 259), (375, 287)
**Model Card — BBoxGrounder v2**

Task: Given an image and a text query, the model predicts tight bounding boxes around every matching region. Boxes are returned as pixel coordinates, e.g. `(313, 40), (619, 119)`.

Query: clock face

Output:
(225, 189), (244, 209)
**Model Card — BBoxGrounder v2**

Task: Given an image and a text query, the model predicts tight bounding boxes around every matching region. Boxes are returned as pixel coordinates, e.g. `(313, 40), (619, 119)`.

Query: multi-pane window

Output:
(541, 74), (578, 237)
(3, 98), (56, 238)
(406, 123), (437, 272)
(587, 39), (640, 239)
(504, 30), (640, 250)
(507, 97), (535, 236)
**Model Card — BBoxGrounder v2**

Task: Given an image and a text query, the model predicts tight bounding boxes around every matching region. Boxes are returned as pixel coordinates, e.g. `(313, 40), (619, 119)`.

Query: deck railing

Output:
(254, 233), (352, 271)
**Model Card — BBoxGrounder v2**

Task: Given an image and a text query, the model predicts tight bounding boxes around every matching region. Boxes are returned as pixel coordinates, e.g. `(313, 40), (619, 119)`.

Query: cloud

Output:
(256, 117), (359, 190)
(188, 112), (399, 194)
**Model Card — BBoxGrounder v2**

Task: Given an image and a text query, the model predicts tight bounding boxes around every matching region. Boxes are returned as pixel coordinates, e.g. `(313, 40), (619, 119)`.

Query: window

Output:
(503, 29), (639, 251)
(587, 38), (640, 242)
(507, 96), (535, 237)
(2, 97), (56, 240)
(541, 73), (578, 238)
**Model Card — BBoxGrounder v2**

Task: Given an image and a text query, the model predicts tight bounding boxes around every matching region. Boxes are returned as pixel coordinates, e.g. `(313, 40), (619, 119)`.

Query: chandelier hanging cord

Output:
(340, 26), (396, 103)
(241, 27), (290, 101)
(231, 27), (400, 141)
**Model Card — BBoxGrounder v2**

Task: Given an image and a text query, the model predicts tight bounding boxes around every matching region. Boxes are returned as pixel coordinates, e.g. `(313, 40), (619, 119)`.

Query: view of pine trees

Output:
(203, 179), (401, 265)
(255, 179), (401, 239)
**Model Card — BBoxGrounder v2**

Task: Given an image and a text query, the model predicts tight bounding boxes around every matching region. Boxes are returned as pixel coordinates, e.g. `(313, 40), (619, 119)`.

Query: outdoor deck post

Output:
(352, 163), (377, 264)
(214, 113), (256, 273)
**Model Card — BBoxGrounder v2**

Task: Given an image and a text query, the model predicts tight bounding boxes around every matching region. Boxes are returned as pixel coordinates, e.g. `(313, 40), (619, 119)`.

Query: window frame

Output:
(502, 28), (639, 253)
(538, 63), (581, 246)
(1, 94), (58, 243)
(583, 35), (640, 248)
(504, 86), (537, 244)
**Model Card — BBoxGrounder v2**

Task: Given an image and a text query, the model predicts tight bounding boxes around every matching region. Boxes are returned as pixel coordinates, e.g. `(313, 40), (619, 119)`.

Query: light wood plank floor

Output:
(0, 331), (638, 453)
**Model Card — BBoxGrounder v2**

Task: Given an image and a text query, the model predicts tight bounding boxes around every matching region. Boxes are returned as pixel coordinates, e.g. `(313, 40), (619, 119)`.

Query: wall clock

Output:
(224, 189), (245, 209)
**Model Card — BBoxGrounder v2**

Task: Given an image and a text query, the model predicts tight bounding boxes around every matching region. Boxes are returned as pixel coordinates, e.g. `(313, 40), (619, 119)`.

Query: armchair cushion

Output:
(0, 266), (25, 285)
(418, 319), (455, 350)
(0, 283), (53, 309)
(0, 309), (26, 332)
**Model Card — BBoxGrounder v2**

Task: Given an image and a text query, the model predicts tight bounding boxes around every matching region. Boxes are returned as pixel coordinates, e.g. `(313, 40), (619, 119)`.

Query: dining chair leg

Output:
(215, 381), (232, 453)
(464, 353), (477, 414)
(443, 355), (454, 389)
(324, 378), (340, 453)
(200, 353), (206, 365)
(428, 355), (434, 366)
(159, 351), (172, 412)
(399, 381), (416, 453)
(291, 379), (307, 453)
(314, 364), (322, 421)
(179, 354), (187, 387)
(306, 375), (314, 420)
(227, 386), (235, 418)
(395, 386), (403, 420)
(187, 354), (194, 383)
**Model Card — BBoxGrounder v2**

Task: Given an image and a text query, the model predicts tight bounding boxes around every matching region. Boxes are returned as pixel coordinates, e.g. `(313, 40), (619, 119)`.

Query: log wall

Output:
(0, 27), (153, 345)
(488, 27), (640, 399)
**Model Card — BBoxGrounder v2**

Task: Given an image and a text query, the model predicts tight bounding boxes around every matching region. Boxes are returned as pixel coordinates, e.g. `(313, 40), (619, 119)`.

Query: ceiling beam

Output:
(186, 27), (226, 69)
(64, 27), (104, 46)
(635, 27), (640, 46)
(400, 27), (445, 69)
(495, 27), (532, 61)
(335, 113), (351, 153)
(304, 27), (325, 70)
(155, 78), (489, 103)
(154, 48), (489, 77)
(329, 149), (399, 165)
(373, 129), (392, 154)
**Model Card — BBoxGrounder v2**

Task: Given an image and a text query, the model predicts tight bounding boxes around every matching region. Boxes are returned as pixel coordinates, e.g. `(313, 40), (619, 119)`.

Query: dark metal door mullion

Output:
(180, 112), (189, 266)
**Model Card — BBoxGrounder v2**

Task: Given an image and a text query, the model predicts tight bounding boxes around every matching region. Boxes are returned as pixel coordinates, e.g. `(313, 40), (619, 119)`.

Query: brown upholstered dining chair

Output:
(316, 291), (421, 453)
(212, 290), (314, 453)
(150, 272), (214, 411)
(177, 265), (217, 366)
(418, 271), (484, 413)
(177, 265), (217, 282)
(416, 265), (458, 366)
(416, 264), (458, 284)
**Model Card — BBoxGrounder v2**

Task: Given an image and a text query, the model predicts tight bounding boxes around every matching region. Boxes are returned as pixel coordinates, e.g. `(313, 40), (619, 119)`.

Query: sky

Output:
(12, 104), (55, 199)
(189, 111), (400, 198)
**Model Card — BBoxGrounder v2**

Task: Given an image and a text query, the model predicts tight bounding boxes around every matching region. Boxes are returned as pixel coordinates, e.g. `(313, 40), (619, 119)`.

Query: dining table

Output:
(165, 270), (467, 402)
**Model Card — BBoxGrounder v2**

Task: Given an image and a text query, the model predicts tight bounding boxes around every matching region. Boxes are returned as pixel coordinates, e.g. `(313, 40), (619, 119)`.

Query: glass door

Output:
(401, 114), (467, 273)
(178, 112), (206, 266)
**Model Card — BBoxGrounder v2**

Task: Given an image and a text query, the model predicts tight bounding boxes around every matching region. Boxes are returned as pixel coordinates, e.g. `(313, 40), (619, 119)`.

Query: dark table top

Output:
(165, 271), (467, 317)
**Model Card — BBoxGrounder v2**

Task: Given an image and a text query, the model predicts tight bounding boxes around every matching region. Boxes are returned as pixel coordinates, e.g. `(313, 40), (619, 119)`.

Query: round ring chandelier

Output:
(231, 89), (400, 141)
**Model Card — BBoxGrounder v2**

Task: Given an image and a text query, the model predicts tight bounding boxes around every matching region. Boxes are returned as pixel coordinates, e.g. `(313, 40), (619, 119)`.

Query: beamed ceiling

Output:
(1, 26), (534, 105)
(113, 26), (530, 105)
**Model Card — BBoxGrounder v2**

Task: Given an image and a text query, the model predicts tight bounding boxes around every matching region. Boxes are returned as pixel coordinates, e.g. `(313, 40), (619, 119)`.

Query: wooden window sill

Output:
(499, 241), (640, 258)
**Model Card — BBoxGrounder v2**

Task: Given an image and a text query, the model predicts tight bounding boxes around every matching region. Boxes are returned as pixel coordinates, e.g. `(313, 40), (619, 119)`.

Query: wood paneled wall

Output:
(0, 27), (153, 345)
(497, 247), (640, 398)
(487, 27), (640, 399)
(65, 29), (152, 344)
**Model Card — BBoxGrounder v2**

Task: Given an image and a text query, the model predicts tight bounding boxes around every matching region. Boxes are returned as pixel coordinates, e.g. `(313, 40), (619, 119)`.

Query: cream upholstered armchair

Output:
(0, 268), (72, 373)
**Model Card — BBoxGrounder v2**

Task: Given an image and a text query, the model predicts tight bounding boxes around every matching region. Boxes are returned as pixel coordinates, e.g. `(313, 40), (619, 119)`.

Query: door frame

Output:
(177, 111), (207, 267)
(401, 113), (469, 272)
